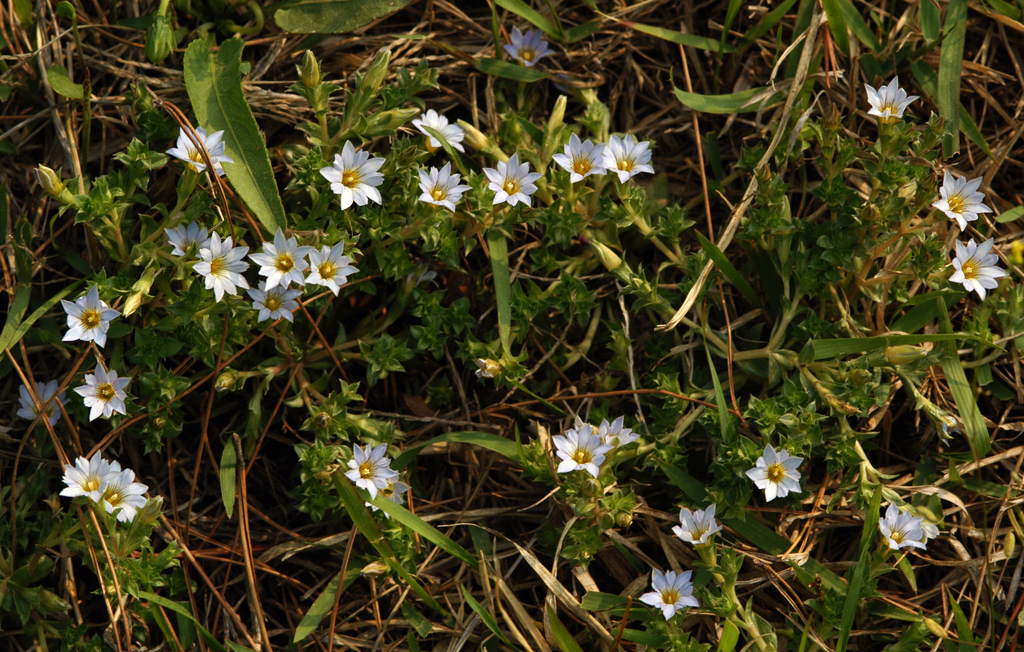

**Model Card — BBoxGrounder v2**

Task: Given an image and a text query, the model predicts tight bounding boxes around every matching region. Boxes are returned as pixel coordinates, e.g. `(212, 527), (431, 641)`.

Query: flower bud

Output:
(547, 95), (567, 134)
(214, 368), (239, 393)
(457, 120), (498, 155)
(616, 512), (633, 528)
(135, 495), (164, 526)
(123, 264), (158, 317)
(861, 203), (881, 222)
(361, 561), (388, 576)
(361, 49), (391, 95)
(886, 345), (927, 366)
(923, 618), (947, 640)
(591, 240), (622, 271)
(145, 14), (175, 65)
(898, 181), (918, 200)
(36, 165), (65, 196)
(1010, 240), (1024, 266)
(1005, 531), (1016, 561)
(314, 411), (332, 430)
(475, 358), (502, 379)
(380, 107), (420, 130)
(298, 50), (321, 88)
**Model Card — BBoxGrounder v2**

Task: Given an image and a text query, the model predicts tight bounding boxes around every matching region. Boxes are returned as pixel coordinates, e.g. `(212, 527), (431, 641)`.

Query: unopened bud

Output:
(314, 411), (331, 429)
(923, 618), (947, 640)
(1005, 531), (1016, 561)
(36, 165), (65, 196)
(214, 368), (239, 393)
(380, 107), (419, 130)
(123, 264), (158, 317)
(361, 561), (388, 576)
(475, 358), (501, 379)
(457, 120), (499, 156)
(591, 241), (622, 272)
(145, 14), (175, 65)
(822, 104), (841, 131)
(362, 49), (391, 94)
(886, 345), (927, 366)
(616, 512), (633, 528)
(861, 203), (881, 222)
(898, 181), (918, 200)
(547, 95), (567, 133)
(821, 388), (860, 415)
(1010, 240), (1024, 266)
(298, 50), (321, 88)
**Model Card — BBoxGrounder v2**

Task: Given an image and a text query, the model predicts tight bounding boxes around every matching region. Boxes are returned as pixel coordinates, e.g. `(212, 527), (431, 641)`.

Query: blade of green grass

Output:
(547, 606), (585, 652)
(821, 0), (850, 55)
(719, 0), (744, 56)
(476, 58), (547, 82)
(674, 85), (785, 114)
(494, 0), (561, 39)
(421, 125), (468, 178)
(937, 0), (967, 158)
(837, 0), (880, 50)
(836, 486), (881, 652)
(370, 495), (478, 568)
(910, 60), (993, 158)
(461, 586), (520, 650)
(392, 431), (520, 471)
(272, 0), (413, 34)
(946, 587), (975, 652)
(293, 569), (359, 642)
(996, 205), (1024, 222)
(487, 229), (513, 357)
(696, 231), (759, 304)
(921, 0), (940, 41)
(138, 592), (227, 652)
(936, 296), (989, 456)
(806, 332), (989, 360)
(741, 0), (798, 44)
(219, 442), (236, 519)
(622, 21), (735, 54)
(1, 281), (81, 356)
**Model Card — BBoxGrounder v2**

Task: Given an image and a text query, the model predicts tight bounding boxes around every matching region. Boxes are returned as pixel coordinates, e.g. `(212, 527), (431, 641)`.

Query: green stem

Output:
(487, 229), (513, 357)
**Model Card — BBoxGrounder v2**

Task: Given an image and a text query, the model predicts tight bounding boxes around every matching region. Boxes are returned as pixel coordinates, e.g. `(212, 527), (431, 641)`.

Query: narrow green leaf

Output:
(487, 230), (513, 357)
(400, 601), (434, 637)
(623, 21), (735, 54)
(837, 0), (880, 51)
(219, 442), (237, 519)
(897, 556), (918, 593)
(370, 495), (478, 568)
(564, 21), (600, 43)
(0, 287), (31, 349)
(997, 205), (1024, 222)
(461, 586), (519, 649)
(137, 591), (226, 652)
(421, 125), (468, 178)
(273, 0), (414, 34)
(476, 58), (547, 82)
(183, 39), (283, 232)
(890, 291), (966, 334)
(702, 336), (731, 441)
(494, 0), (560, 39)
(392, 431), (520, 472)
(1, 282), (81, 356)
(938, 0), (967, 157)
(719, 0), (744, 54)
(741, 0), (798, 44)
(910, 61), (993, 158)
(294, 570), (357, 642)
(947, 587), (975, 650)
(837, 488), (881, 652)
(673, 85), (784, 114)
(921, 0), (940, 41)
(718, 620), (741, 652)
(821, 0), (850, 55)
(547, 606), (584, 652)
(696, 231), (759, 304)
(936, 296), (989, 456)
(225, 643), (257, 652)
(807, 332), (989, 360)
(983, 0), (1021, 20)
(581, 592), (629, 612)
(46, 64), (83, 99)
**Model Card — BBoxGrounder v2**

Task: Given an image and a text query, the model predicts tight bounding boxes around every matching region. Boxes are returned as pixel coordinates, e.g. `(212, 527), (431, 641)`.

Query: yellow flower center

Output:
(97, 383), (116, 401)
(424, 137), (439, 153)
(359, 462), (375, 479)
(572, 156), (592, 176)
(209, 257), (225, 276)
(572, 449), (592, 465)
(890, 530), (904, 544)
(319, 261), (336, 279)
(275, 254), (295, 273)
(617, 158), (634, 173)
(187, 148), (205, 171)
(80, 309), (102, 329)
(430, 186), (449, 202)
(84, 478), (100, 492)
(766, 463), (786, 483)
(691, 526), (707, 541)
(264, 295), (282, 312)
(503, 179), (521, 195)
(106, 491), (122, 506)
(660, 589), (679, 606)
(960, 260), (977, 280)
(519, 48), (536, 62)
(947, 194), (966, 214)
(341, 170), (359, 187)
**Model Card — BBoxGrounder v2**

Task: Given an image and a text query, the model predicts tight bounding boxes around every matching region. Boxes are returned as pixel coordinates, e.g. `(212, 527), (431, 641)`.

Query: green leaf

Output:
(294, 570), (356, 642)
(46, 64), (83, 99)
(400, 601), (434, 637)
(937, 0), (967, 158)
(0, 282), (82, 357)
(946, 588), (975, 651)
(421, 125), (468, 178)
(910, 61), (992, 158)
(392, 431), (520, 471)
(821, 0), (850, 55)
(897, 555), (917, 594)
(741, 0), (798, 44)
(936, 296), (989, 456)
(273, 0), (414, 34)
(673, 85), (784, 114)
(494, 0), (560, 39)
(580, 592), (629, 611)
(487, 230), (513, 357)
(219, 442), (237, 519)
(805, 332), (989, 360)
(696, 231), (759, 304)
(718, 620), (741, 652)
(370, 495), (479, 568)
(565, 21), (601, 43)
(461, 586), (519, 650)
(837, 487), (881, 652)
(183, 38), (284, 233)
(137, 592), (226, 652)
(547, 607), (584, 652)
(476, 58), (547, 82)
(996, 205), (1024, 222)
(702, 335), (732, 441)
(837, 0), (880, 51)
(622, 21), (735, 54)
(921, 0), (940, 42)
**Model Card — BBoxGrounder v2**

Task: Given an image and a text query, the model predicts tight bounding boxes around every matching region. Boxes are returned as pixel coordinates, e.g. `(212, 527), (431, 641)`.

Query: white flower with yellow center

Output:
(640, 570), (699, 620)
(484, 153), (542, 207)
(933, 171), (992, 231)
(597, 416), (638, 448)
(552, 133), (607, 183)
(418, 163), (472, 211)
(62, 286), (120, 348)
(950, 238), (1007, 300)
(249, 228), (312, 290)
(672, 504), (723, 548)
(74, 364), (130, 421)
(18, 380), (66, 426)
(165, 222), (211, 257)
(99, 467), (149, 523)
(865, 77), (919, 125)
(503, 26), (553, 67)
(412, 110), (465, 153)
(247, 281), (301, 323)
(602, 135), (654, 183)
(60, 451), (117, 503)
(745, 444), (802, 502)
(878, 503), (927, 551)
(345, 444), (399, 500)
(475, 358), (502, 379)
(306, 242), (359, 296)
(194, 233), (250, 302)
(366, 480), (411, 516)
(166, 126), (234, 176)
(319, 141), (386, 210)
(553, 422), (613, 478)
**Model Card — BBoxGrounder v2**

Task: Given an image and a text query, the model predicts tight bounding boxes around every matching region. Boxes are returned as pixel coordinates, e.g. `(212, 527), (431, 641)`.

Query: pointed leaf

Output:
(273, 0), (414, 34)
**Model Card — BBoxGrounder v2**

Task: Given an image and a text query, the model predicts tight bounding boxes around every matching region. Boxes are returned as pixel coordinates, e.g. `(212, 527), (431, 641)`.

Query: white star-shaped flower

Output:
(61, 286), (120, 348)
(865, 76), (919, 125)
(878, 503), (928, 551)
(194, 233), (250, 302)
(672, 504), (723, 547)
(602, 135), (654, 183)
(597, 416), (638, 448)
(503, 26), (553, 67)
(165, 222), (211, 257)
(745, 444), (802, 502)
(933, 170), (992, 231)
(345, 444), (399, 500)
(553, 422), (613, 478)
(418, 163), (472, 211)
(18, 380), (65, 426)
(247, 281), (301, 323)
(412, 110), (465, 153)
(475, 358), (501, 379)
(60, 451), (118, 503)
(950, 238), (1007, 300)
(552, 133), (607, 183)
(640, 569), (699, 620)
(99, 467), (149, 523)
(166, 126), (234, 176)
(249, 229), (312, 290)
(319, 141), (386, 210)
(74, 364), (130, 421)
(306, 242), (359, 296)
(366, 479), (411, 516)
(484, 153), (542, 207)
